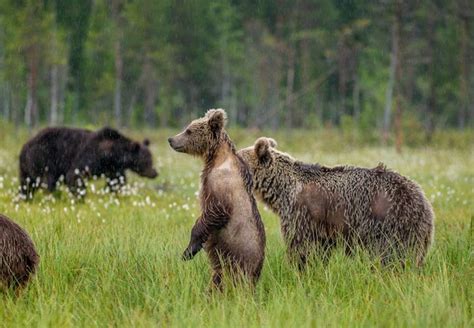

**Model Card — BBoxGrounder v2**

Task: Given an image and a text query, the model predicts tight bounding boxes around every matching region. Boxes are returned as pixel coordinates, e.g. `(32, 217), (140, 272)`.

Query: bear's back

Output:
(27, 127), (91, 145)
(21, 127), (92, 172)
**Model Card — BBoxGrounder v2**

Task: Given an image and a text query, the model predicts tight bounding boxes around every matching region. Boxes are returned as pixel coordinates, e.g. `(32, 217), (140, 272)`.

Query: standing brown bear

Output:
(19, 127), (158, 199)
(0, 214), (39, 291)
(239, 137), (434, 268)
(168, 109), (265, 289)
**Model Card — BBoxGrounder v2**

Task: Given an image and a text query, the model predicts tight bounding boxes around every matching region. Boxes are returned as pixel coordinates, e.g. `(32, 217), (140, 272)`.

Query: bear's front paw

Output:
(182, 248), (194, 261)
(182, 243), (202, 261)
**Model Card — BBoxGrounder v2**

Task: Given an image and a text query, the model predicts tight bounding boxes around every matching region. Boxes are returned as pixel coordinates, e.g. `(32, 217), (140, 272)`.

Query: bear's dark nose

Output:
(167, 137), (172, 145)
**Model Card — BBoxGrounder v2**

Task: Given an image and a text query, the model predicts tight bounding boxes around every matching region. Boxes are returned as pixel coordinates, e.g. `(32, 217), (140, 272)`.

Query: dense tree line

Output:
(0, 0), (472, 136)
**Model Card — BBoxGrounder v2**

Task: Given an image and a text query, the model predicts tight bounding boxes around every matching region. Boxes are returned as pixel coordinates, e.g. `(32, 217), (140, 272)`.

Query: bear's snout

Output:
(168, 136), (185, 152)
(168, 137), (176, 148)
(145, 168), (158, 179)
(136, 166), (158, 179)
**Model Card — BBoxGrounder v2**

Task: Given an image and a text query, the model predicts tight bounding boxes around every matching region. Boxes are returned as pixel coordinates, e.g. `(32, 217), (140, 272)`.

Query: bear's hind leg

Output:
(317, 238), (336, 263)
(65, 171), (87, 198)
(19, 175), (37, 200)
(287, 244), (309, 271)
(46, 174), (59, 192)
(210, 268), (224, 292)
(105, 171), (126, 193)
(207, 247), (225, 292)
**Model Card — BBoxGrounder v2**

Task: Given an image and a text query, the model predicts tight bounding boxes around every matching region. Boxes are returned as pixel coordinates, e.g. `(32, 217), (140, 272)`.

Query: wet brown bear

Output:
(168, 109), (265, 289)
(238, 137), (434, 268)
(0, 214), (39, 291)
(19, 127), (158, 199)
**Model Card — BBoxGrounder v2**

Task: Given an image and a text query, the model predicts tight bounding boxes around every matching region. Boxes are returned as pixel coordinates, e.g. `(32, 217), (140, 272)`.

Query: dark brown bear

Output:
(19, 127), (158, 199)
(238, 137), (434, 268)
(168, 109), (265, 289)
(0, 214), (39, 291)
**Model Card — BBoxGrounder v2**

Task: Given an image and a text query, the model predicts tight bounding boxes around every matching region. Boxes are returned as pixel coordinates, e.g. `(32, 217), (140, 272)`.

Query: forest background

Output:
(0, 0), (473, 151)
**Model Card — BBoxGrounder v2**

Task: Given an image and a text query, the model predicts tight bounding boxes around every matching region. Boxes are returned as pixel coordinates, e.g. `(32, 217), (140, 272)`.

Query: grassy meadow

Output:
(0, 124), (472, 327)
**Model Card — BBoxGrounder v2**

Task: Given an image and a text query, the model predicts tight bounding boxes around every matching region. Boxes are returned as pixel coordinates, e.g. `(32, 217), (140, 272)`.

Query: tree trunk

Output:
(425, 5), (437, 141)
(300, 38), (311, 124)
(426, 74), (436, 142)
(114, 37), (123, 127)
(50, 64), (59, 125)
(13, 86), (21, 127)
(143, 55), (157, 127)
(144, 82), (157, 127)
(220, 35), (232, 119)
(0, 35), (8, 121)
(59, 65), (67, 124)
(337, 39), (348, 120)
(458, 12), (470, 129)
(299, 0), (314, 125)
(111, 0), (124, 127)
(353, 72), (361, 122)
(285, 45), (295, 128)
(25, 44), (39, 129)
(383, 21), (398, 143)
(2, 84), (10, 121)
(126, 92), (137, 127)
(393, 1), (404, 154)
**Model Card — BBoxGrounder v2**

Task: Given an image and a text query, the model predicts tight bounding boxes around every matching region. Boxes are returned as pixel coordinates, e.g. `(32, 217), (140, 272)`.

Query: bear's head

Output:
(128, 138), (158, 178)
(96, 127), (158, 179)
(238, 137), (298, 205)
(238, 136), (284, 185)
(168, 109), (227, 157)
(238, 137), (279, 169)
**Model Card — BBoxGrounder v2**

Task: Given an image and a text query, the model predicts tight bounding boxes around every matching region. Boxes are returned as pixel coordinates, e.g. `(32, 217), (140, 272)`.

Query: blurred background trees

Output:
(0, 0), (472, 137)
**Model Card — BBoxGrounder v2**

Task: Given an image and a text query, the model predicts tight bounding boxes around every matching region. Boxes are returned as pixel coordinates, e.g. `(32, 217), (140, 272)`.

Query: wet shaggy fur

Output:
(19, 126), (158, 199)
(238, 137), (434, 268)
(0, 214), (39, 290)
(168, 109), (265, 289)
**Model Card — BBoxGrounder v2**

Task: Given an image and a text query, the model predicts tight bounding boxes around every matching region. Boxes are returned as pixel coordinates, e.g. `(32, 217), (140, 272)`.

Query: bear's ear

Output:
(97, 127), (122, 140)
(255, 137), (273, 164)
(206, 108), (227, 136)
(143, 139), (150, 147)
(129, 142), (140, 153)
(267, 138), (277, 148)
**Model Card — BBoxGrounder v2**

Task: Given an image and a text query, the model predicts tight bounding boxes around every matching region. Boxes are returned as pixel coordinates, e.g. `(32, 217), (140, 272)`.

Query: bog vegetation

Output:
(0, 124), (472, 327)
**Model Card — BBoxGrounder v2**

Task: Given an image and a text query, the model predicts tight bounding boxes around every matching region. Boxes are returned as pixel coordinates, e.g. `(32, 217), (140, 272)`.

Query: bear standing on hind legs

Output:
(168, 109), (265, 290)
(238, 137), (434, 268)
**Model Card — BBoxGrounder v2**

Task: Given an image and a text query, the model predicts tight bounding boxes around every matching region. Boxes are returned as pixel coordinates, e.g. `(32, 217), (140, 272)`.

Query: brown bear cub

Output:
(0, 214), (39, 291)
(19, 127), (158, 199)
(239, 137), (434, 268)
(168, 109), (265, 289)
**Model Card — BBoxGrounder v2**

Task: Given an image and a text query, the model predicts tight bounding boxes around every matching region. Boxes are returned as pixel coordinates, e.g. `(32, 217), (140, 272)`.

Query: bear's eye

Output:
(185, 129), (192, 135)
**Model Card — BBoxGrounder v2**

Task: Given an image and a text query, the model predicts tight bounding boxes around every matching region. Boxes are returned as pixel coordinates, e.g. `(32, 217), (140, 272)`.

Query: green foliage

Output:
(0, 0), (473, 132)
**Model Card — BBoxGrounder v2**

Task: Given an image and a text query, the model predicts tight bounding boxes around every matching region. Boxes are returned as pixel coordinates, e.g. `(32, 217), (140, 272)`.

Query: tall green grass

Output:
(0, 125), (472, 327)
